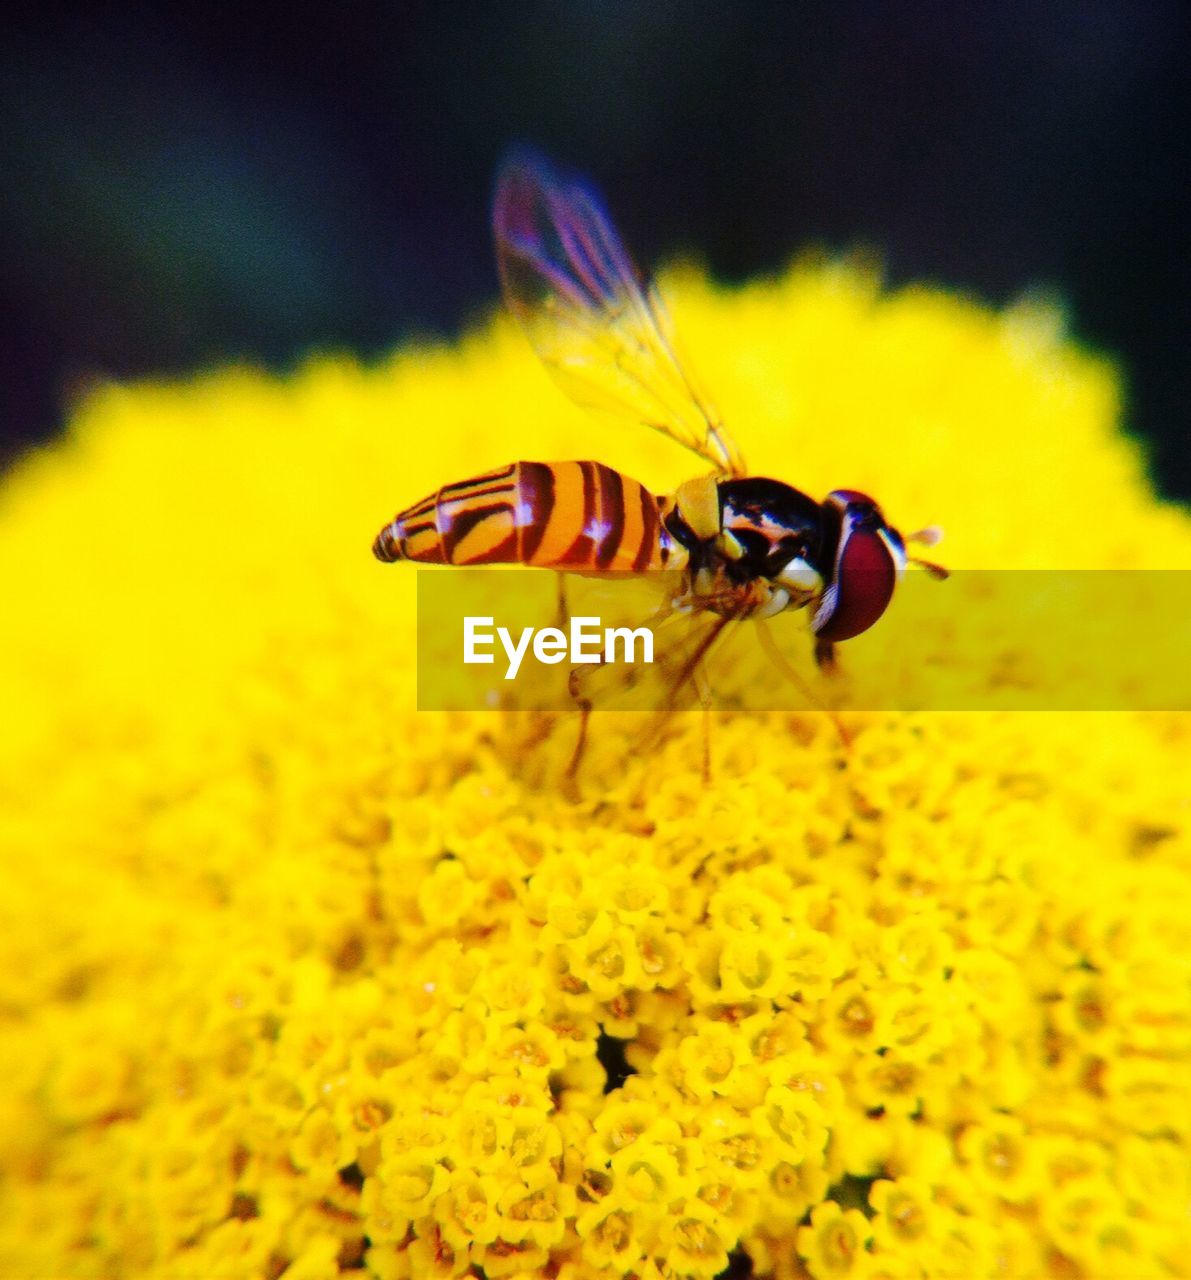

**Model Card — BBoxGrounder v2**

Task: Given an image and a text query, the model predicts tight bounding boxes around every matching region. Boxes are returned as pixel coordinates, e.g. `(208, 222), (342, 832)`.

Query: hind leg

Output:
(563, 657), (605, 800)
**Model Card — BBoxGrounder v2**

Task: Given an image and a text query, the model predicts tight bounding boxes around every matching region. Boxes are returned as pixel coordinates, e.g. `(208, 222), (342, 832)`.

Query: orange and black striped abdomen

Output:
(372, 460), (674, 571)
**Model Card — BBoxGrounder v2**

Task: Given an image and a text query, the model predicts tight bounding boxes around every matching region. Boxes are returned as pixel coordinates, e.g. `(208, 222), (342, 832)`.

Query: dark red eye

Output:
(813, 492), (905, 642)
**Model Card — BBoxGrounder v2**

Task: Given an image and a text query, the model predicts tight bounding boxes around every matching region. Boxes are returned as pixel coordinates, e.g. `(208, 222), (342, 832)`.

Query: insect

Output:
(373, 152), (946, 760)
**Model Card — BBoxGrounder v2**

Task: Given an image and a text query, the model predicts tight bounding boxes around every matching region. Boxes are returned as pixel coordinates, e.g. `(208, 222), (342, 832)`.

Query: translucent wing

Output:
(493, 151), (746, 477)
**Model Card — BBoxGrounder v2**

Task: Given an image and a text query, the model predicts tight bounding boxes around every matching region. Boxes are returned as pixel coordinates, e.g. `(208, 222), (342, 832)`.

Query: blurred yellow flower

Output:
(1, 261), (1189, 1279)
(796, 1200), (872, 1277)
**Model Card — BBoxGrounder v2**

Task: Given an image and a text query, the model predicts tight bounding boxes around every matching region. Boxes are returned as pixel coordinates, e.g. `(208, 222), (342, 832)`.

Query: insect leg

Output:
(758, 621), (852, 750)
(563, 596), (726, 794)
(692, 660), (714, 784)
(640, 613), (733, 760)
(814, 638), (837, 674)
(564, 659), (601, 800)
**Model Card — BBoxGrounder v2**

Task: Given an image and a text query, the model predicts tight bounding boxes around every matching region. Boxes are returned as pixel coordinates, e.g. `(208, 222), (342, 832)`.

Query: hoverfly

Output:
(374, 153), (946, 765)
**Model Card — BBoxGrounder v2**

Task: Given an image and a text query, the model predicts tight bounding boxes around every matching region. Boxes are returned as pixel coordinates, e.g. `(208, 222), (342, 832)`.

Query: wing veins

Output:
(494, 153), (746, 477)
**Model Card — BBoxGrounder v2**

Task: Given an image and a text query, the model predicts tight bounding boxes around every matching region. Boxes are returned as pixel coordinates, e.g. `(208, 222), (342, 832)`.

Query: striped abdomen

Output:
(372, 460), (677, 571)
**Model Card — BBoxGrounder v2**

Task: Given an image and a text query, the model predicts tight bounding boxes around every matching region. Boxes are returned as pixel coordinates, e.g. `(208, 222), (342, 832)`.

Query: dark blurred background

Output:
(2, 1), (1187, 495)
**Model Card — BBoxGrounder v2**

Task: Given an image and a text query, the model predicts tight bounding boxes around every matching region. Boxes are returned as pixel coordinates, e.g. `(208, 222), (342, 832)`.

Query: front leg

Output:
(814, 638), (837, 674)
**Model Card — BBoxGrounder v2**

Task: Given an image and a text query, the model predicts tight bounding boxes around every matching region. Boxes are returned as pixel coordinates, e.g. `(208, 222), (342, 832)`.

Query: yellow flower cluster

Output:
(1, 261), (1189, 1279)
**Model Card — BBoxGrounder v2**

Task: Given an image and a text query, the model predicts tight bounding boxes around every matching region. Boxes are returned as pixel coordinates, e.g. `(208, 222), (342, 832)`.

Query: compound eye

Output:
(813, 521), (902, 642)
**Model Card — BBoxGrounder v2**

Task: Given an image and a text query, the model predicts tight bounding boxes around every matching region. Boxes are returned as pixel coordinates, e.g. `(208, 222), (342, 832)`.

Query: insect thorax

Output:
(660, 476), (830, 618)
(717, 477), (826, 577)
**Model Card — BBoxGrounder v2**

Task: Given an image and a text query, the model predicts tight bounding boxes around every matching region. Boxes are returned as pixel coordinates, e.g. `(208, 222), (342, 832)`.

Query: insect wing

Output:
(494, 153), (745, 477)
